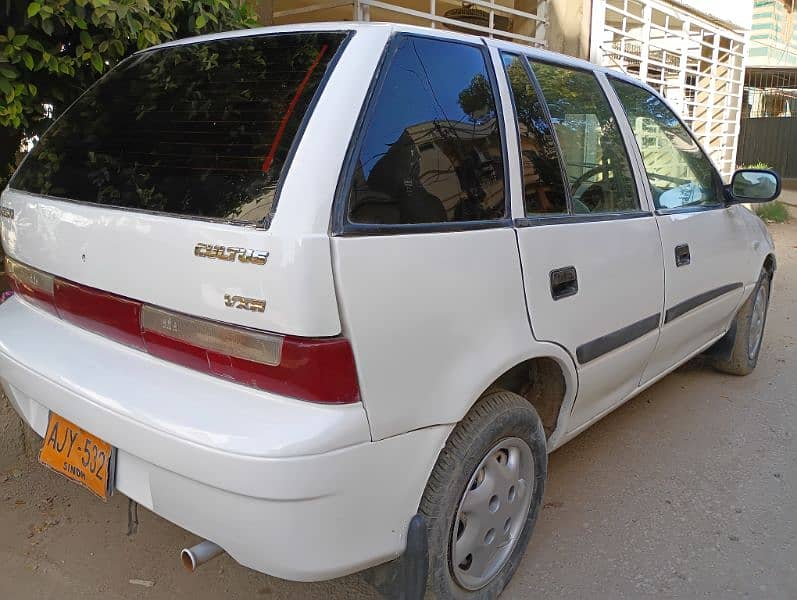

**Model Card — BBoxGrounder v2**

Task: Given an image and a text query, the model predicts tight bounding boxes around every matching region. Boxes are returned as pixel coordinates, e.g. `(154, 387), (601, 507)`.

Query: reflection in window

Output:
(348, 36), (505, 225)
(501, 53), (567, 215)
(12, 33), (346, 224)
(611, 79), (719, 210)
(531, 63), (639, 214)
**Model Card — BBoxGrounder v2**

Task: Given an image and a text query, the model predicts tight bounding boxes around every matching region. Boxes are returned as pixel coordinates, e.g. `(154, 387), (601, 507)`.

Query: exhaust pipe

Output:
(181, 540), (224, 572)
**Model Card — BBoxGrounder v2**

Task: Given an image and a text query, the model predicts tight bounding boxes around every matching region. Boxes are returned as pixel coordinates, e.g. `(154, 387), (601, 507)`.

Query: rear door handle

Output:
(675, 243), (691, 267)
(550, 266), (578, 300)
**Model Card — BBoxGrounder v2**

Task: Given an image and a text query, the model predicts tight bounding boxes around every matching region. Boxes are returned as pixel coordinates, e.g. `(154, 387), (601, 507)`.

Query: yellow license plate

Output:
(39, 413), (115, 501)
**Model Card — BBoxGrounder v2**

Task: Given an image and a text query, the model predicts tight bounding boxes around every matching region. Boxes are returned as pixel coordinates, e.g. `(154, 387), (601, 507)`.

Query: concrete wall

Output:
(546, 0), (592, 60)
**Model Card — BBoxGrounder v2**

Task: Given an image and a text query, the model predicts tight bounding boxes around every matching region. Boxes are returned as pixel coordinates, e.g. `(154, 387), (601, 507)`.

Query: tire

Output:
(710, 269), (771, 376)
(419, 390), (547, 600)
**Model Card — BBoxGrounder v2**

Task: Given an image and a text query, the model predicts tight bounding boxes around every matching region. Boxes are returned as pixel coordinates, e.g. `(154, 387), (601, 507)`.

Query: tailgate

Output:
(0, 31), (350, 336)
(0, 188), (340, 336)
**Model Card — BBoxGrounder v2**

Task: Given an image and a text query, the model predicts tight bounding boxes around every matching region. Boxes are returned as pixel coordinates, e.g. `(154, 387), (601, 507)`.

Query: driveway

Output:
(1, 219), (795, 599)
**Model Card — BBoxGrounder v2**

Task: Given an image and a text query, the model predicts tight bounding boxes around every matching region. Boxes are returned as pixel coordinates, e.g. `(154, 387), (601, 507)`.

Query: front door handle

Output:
(550, 266), (578, 300)
(675, 243), (691, 267)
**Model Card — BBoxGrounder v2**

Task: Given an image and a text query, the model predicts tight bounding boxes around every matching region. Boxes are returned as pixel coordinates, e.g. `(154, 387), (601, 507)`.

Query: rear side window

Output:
(347, 35), (506, 226)
(11, 32), (347, 225)
(500, 53), (567, 215)
(530, 62), (639, 214)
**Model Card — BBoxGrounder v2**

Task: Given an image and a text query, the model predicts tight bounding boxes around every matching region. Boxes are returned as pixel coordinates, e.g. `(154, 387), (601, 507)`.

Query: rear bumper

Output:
(0, 297), (450, 580)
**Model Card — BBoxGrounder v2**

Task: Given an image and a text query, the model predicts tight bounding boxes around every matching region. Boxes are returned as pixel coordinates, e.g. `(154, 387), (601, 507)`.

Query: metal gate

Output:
(737, 117), (797, 178)
(590, 0), (747, 181)
(738, 68), (797, 178)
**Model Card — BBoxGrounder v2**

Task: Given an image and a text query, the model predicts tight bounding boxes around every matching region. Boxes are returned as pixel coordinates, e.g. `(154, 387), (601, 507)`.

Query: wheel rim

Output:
(450, 437), (535, 590)
(748, 282), (768, 360)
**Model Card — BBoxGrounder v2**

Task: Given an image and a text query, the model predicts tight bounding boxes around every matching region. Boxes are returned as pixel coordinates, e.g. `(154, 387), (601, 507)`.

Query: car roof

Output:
(141, 21), (661, 98)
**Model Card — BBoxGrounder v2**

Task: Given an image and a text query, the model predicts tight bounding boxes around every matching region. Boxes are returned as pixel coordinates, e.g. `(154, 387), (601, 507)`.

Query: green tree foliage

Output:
(457, 73), (493, 121)
(0, 0), (256, 186)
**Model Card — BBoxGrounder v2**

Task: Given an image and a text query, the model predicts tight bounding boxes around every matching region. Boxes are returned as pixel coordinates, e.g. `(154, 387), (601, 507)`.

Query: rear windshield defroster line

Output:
(10, 32), (348, 227)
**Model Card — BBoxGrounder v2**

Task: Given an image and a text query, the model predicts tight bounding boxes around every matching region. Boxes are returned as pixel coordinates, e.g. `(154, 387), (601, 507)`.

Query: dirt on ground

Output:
(1, 216), (796, 600)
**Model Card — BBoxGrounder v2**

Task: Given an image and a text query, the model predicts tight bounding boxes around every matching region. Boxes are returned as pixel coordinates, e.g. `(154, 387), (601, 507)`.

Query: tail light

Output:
(5, 257), (360, 404)
(54, 279), (146, 351)
(5, 259), (57, 315)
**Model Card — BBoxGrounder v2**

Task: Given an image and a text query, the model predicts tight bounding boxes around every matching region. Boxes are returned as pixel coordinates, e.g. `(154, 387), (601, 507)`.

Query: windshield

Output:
(10, 32), (347, 225)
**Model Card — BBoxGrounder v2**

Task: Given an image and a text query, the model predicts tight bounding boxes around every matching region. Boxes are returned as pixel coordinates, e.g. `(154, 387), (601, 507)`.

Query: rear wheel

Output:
(419, 390), (547, 599)
(710, 269), (771, 376)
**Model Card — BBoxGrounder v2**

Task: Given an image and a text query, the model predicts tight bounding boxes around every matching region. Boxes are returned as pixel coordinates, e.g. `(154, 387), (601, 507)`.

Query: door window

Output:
(500, 53), (567, 215)
(530, 62), (639, 214)
(610, 79), (720, 210)
(347, 36), (506, 225)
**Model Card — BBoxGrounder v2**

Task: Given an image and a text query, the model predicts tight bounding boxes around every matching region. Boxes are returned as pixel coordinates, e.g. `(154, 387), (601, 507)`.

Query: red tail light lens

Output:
(54, 279), (146, 351)
(4, 257), (360, 404)
(272, 336), (360, 404)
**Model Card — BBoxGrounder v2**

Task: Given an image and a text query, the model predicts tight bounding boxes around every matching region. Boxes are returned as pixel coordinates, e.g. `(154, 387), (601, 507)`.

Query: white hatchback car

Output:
(0, 22), (780, 599)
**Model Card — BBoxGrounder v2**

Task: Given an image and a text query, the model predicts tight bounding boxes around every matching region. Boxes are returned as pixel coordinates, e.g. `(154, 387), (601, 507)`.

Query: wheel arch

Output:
(464, 343), (578, 452)
(706, 255), (774, 363)
(763, 253), (776, 276)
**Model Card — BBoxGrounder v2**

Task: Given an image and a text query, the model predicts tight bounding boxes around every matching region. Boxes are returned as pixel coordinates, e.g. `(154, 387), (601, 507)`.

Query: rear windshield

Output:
(10, 32), (347, 225)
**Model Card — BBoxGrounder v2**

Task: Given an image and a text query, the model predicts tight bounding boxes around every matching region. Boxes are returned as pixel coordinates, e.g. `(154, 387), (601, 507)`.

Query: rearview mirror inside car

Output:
(728, 169), (781, 203)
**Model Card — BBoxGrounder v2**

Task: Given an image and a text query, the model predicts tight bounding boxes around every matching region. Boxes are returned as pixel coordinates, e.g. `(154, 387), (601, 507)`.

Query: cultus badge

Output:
(194, 244), (268, 266)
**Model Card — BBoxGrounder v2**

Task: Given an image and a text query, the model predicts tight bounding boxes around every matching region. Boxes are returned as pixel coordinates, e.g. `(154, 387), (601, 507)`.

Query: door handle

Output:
(550, 266), (578, 300)
(675, 243), (691, 267)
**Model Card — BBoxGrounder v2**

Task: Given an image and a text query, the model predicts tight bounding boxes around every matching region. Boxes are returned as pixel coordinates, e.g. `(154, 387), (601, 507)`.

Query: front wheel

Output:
(419, 390), (547, 599)
(710, 269), (771, 376)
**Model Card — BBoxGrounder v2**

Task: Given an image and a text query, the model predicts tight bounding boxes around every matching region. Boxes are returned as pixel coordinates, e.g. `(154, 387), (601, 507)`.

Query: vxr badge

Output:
(194, 243), (268, 266)
(224, 294), (266, 313)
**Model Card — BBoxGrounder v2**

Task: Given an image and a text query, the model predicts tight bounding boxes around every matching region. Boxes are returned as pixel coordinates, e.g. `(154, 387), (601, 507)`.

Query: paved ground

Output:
(1, 217), (796, 599)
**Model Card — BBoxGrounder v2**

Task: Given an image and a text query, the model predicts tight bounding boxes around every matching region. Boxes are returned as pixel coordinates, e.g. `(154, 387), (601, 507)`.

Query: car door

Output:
(500, 53), (665, 430)
(608, 78), (750, 384)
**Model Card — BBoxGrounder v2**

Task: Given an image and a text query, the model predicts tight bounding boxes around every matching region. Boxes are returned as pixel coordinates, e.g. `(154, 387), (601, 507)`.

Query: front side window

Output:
(531, 63), (639, 214)
(500, 53), (567, 216)
(11, 32), (347, 225)
(347, 35), (505, 226)
(610, 79), (719, 210)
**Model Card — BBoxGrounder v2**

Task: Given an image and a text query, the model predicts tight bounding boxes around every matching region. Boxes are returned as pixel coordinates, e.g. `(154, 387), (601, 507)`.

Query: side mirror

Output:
(727, 169), (781, 204)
